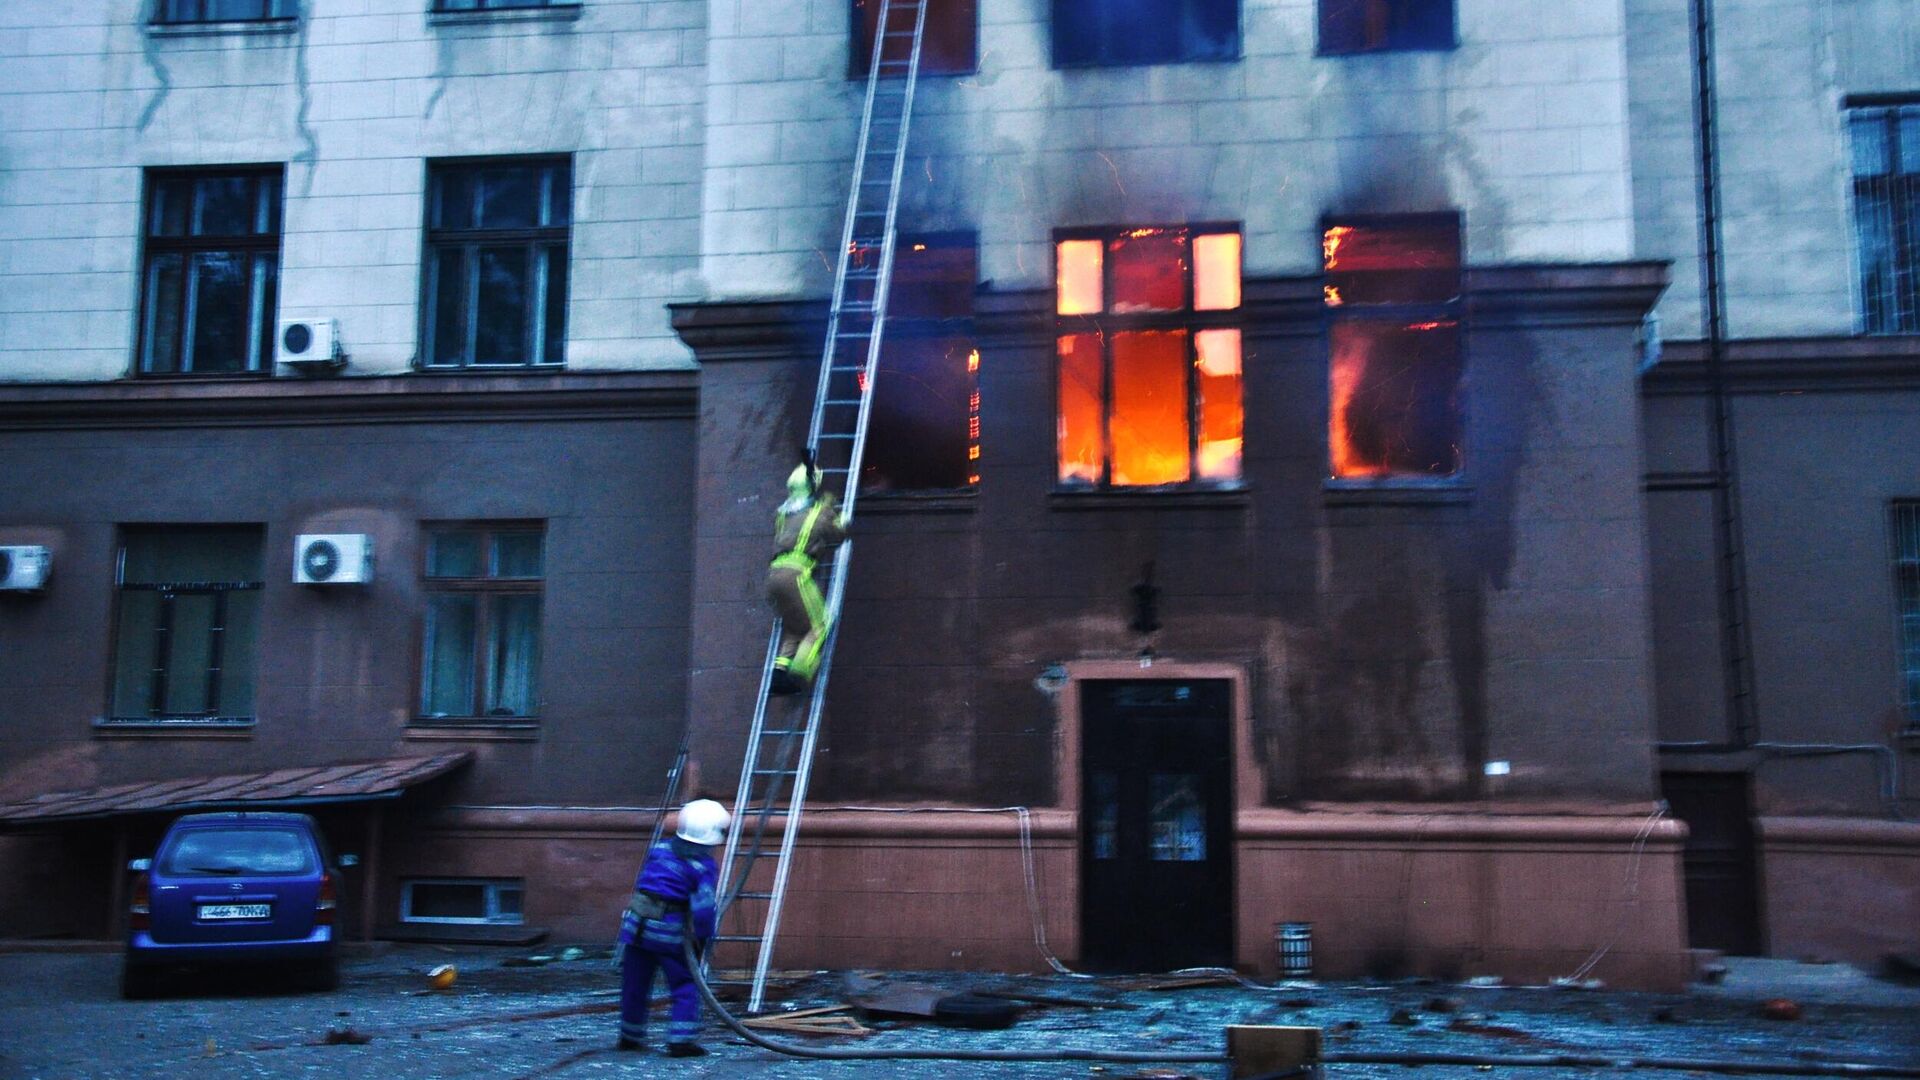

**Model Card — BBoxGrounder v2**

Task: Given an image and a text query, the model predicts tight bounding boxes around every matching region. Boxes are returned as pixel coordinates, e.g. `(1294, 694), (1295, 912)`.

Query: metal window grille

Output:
(107, 527), (266, 724)
(1849, 105), (1920, 334)
(1894, 502), (1920, 728)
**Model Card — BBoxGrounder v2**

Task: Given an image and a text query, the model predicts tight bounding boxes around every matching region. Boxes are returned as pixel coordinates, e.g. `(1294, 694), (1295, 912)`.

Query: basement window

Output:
(1056, 226), (1244, 489)
(401, 878), (525, 924)
(1895, 502), (1920, 728)
(1318, 0), (1455, 55)
(853, 0), (977, 77)
(1053, 0), (1238, 68)
(855, 233), (980, 494)
(1323, 214), (1463, 480)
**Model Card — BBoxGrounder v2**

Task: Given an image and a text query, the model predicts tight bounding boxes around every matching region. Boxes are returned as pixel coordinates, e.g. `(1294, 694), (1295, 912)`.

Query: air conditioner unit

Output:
(0, 546), (51, 592)
(278, 318), (344, 372)
(295, 534), (373, 585)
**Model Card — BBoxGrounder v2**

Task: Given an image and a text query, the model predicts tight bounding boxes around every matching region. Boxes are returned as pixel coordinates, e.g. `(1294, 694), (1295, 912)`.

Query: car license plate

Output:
(197, 903), (270, 920)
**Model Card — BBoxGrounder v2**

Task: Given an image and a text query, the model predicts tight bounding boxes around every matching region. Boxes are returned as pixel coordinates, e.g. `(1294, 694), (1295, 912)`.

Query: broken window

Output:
(1849, 104), (1920, 333)
(853, 0), (977, 77)
(108, 526), (265, 724)
(422, 158), (570, 368)
(155, 0), (295, 21)
(1052, 0), (1238, 68)
(1895, 502), (1920, 729)
(1318, 0), (1454, 54)
(1323, 214), (1463, 479)
(855, 233), (979, 493)
(1055, 227), (1244, 488)
(138, 169), (282, 375)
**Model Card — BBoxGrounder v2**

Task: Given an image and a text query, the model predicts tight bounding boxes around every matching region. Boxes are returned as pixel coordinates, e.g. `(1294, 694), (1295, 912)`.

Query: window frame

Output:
(135, 166), (284, 378)
(850, 0), (979, 78)
(102, 525), (266, 729)
(856, 229), (981, 495)
(152, 0), (297, 24)
(1847, 101), (1920, 335)
(1050, 0), (1241, 69)
(400, 878), (527, 925)
(1321, 211), (1467, 486)
(419, 156), (572, 370)
(1893, 501), (1920, 730)
(1052, 223), (1246, 491)
(415, 523), (546, 727)
(1315, 0), (1458, 57)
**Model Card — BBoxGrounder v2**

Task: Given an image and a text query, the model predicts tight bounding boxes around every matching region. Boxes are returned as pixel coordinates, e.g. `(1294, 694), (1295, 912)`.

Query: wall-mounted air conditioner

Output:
(295, 534), (373, 585)
(278, 317), (345, 372)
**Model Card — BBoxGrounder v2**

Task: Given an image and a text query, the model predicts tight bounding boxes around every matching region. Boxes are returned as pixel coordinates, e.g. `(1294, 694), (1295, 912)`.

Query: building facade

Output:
(0, 0), (1914, 985)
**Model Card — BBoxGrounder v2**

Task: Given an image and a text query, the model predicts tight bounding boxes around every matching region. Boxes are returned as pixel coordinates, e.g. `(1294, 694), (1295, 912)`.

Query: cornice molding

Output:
(0, 371), (697, 430)
(1642, 335), (1920, 395)
(1463, 261), (1671, 329)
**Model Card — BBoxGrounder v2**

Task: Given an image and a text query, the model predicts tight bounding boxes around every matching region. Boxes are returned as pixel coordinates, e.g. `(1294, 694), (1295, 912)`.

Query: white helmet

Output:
(675, 799), (731, 846)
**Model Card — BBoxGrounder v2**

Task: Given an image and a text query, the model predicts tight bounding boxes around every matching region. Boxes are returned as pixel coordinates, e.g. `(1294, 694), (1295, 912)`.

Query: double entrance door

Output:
(1079, 679), (1234, 972)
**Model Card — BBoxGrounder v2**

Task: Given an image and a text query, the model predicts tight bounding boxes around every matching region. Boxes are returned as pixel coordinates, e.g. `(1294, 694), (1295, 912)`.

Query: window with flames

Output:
(1322, 214), (1463, 481)
(1054, 226), (1243, 489)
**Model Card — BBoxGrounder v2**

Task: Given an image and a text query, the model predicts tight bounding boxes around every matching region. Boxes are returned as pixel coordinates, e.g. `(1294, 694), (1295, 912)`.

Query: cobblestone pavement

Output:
(2, 948), (1918, 1079)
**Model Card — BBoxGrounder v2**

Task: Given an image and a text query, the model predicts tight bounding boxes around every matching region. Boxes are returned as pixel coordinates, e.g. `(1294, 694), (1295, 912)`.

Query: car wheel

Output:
(305, 956), (340, 993)
(120, 963), (158, 1000)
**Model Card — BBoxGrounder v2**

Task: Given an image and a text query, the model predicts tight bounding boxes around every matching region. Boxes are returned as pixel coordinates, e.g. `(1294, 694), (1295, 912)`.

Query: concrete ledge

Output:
(1757, 816), (1920, 852)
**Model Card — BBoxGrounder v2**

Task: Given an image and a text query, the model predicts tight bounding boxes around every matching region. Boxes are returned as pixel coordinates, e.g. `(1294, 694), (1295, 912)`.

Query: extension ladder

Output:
(707, 0), (930, 1015)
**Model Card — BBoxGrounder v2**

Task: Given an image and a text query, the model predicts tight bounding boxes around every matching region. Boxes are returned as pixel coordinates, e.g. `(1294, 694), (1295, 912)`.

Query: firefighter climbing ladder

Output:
(708, 0), (930, 1015)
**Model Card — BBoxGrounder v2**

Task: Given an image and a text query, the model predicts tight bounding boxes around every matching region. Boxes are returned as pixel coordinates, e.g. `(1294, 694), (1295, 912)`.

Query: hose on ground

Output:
(683, 942), (1920, 1076)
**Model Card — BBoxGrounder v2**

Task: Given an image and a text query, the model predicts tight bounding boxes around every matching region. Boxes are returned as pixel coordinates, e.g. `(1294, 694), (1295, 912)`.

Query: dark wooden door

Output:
(1661, 771), (1762, 955)
(1080, 679), (1234, 972)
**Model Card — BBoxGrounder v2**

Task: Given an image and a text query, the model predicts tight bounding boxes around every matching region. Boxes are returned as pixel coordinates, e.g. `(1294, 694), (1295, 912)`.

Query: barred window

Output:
(422, 159), (570, 368)
(138, 169), (282, 375)
(155, 0), (295, 22)
(1849, 104), (1920, 334)
(107, 527), (265, 726)
(1894, 502), (1920, 728)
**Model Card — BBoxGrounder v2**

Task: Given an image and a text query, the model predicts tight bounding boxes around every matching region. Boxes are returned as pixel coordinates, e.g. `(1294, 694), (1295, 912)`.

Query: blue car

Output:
(122, 811), (354, 998)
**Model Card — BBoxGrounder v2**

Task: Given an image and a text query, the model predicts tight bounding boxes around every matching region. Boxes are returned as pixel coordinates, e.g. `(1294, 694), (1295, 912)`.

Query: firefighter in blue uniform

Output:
(768, 461), (849, 695)
(617, 799), (729, 1055)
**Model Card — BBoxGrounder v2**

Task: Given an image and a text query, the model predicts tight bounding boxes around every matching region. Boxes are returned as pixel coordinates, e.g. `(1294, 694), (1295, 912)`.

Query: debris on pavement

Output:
(427, 964), (457, 990)
(1388, 1007), (1419, 1026)
(1760, 997), (1804, 1020)
(741, 1005), (872, 1038)
(323, 1026), (373, 1045)
(1423, 995), (1465, 1013)
(846, 975), (947, 1019)
(976, 986), (1137, 1011)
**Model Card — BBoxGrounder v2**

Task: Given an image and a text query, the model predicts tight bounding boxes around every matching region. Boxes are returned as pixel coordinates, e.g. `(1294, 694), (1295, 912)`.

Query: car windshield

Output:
(158, 828), (316, 877)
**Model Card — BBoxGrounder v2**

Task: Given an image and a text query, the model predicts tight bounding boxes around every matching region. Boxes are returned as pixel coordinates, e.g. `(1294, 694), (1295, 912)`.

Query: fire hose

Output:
(682, 941), (1920, 1076)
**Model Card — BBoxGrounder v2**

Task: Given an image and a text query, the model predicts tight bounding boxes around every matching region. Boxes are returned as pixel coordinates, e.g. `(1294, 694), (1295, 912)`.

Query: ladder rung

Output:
(822, 400), (861, 407)
(762, 728), (807, 736)
(732, 890), (776, 901)
(712, 934), (763, 944)
(753, 767), (798, 776)
(817, 433), (855, 440)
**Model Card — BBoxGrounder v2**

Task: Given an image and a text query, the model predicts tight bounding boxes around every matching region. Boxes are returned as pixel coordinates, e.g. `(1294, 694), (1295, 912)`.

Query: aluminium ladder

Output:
(707, 0), (931, 1015)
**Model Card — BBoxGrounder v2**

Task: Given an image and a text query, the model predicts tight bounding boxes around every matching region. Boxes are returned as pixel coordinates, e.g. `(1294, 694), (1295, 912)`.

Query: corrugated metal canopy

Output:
(0, 752), (472, 826)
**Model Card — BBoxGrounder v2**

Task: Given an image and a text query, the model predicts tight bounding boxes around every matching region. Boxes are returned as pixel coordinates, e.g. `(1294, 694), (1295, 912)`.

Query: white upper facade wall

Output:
(703, 0), (1638, 299)
(1627, 0), (1920, 339)
(0, 0), (706, 380)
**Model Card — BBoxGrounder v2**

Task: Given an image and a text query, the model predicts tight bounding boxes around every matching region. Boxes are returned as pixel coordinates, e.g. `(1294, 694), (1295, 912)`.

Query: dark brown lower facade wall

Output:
(1758, 817), (1920, 966)
(388, 806), (1688, 990)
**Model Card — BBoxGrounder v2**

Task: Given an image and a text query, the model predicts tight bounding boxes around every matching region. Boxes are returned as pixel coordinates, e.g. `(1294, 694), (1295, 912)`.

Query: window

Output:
(422, 158), (570, 368)
(1895, 502), (1920, 729)
(160, 830), (317, 876)
(1322, 214), (1463, 480)
(432, 0), (566, 10)
(419, 525), (544, 723)
(1055, 226), (1244, 488)
(154, 0), (295, 22)
(401, 879), (525, 924)
(853, 0), (977, 76)
(1318, 0), (1454, 54)
(137, 169), (282, 375)
(1052, 0), (1237, 67)
(856, 233), (979, 493)
(1849, 104), (1920, 333)
(107, 527), (265, 725)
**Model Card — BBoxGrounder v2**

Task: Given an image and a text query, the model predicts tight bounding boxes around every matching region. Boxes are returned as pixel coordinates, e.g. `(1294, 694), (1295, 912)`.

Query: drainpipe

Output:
(1664, 0), (1760, 755)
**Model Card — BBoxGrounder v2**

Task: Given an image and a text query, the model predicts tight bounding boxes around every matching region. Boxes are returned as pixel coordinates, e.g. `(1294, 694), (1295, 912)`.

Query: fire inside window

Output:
(1323, 214), (1463, 480)
(1055, 227), (1243, 488)
(855, 234), (980, 493)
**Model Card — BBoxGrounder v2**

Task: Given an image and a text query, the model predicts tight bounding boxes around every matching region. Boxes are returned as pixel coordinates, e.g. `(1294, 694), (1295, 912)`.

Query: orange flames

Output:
(1322, 225), (1354, 270)
(1324, 285), (1344, 307)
